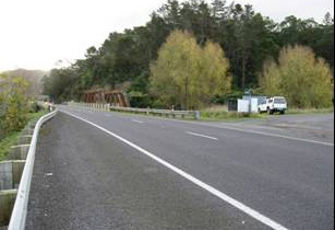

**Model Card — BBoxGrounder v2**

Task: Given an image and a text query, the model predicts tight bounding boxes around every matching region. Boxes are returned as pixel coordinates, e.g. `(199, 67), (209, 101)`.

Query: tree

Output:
(259, 45), (333, 108)
(201, 40), (231, 101)
(0, 74), (30, 138)
(150, 30), (231, 109)
(42, 68), (79, 103)
(40, 0), (334, 107)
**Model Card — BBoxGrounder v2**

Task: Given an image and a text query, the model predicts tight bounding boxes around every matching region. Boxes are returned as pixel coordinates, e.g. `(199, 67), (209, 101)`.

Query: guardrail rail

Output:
(68, 102), (200, 120)
(8, 107), (58, 230)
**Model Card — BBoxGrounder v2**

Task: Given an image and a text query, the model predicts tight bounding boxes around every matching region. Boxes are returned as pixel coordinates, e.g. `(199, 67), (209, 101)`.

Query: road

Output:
(26, 106), (334, 230)
(217, 113), (334, 144)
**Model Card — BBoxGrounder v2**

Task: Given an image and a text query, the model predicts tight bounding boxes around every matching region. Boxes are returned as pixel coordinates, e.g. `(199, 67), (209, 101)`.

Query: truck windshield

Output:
(274, 98), (286, 104)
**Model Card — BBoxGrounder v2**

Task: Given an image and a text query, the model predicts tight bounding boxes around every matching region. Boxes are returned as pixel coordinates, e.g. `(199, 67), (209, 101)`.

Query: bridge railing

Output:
(68, 102), (200, 120)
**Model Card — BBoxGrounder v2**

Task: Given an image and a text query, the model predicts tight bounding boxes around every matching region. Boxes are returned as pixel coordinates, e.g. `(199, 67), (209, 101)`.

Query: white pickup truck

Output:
(258, 96), (287, 114)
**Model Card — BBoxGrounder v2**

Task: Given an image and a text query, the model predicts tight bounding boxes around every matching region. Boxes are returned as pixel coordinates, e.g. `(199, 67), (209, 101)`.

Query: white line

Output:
(186, 131), (218, 140)
(60, 110), (289, 230)
(123, 114), (333, 146)
(132, 119), (144, 124)
(64, 105), (333, 146)
(215, 124), (334, 147)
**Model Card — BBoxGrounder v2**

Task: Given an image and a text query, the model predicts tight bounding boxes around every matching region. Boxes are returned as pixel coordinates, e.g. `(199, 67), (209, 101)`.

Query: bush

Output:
(28, 102), (42, 113)
(259, 45), (333, 108)
(0, 74), (30, 139)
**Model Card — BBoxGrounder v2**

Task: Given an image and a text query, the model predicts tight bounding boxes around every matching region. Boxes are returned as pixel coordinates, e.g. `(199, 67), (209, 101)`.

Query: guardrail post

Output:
(0, 189), (17, 227)
(194, 111), (200, 120)
(69, 102), (200, 120)
(7, 145), (30, 161)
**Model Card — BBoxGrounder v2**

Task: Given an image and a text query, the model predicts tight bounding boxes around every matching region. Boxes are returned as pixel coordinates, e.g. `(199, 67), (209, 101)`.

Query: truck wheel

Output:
(267, 107), (272, 115)
(280, 110), (285, 115)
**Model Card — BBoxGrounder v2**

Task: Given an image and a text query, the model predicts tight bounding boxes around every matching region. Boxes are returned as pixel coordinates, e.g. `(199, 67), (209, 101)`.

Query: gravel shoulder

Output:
(214, 113), (334, 144)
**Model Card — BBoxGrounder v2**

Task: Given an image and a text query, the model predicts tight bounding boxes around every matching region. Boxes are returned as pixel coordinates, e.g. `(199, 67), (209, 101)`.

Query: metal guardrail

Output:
(8, 107), (58, 230)
(69, 102), (200, 119)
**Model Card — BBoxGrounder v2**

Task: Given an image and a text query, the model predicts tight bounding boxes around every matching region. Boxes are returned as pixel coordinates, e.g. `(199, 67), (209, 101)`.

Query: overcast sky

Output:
(0, 0), (333, 72)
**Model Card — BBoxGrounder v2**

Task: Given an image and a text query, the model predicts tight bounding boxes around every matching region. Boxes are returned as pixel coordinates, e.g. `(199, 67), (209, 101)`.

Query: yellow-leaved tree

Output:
(150, 30), (231, 109)
(0, 74), (30, 138)
(259, 45), (333, 108)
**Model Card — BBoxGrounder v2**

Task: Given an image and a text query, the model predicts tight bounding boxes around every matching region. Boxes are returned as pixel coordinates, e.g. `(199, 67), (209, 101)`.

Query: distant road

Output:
(27, 106), (334, 230)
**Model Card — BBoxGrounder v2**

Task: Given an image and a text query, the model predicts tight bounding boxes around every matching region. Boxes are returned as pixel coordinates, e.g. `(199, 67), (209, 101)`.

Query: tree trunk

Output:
(241, 50), (246, 89)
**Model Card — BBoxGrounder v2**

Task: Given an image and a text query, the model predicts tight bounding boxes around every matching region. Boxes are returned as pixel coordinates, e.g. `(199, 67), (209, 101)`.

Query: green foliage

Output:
(150, 30), (231, 109)
(0, 110), (47, 160)
(4, 69), (47, 98)
(0, 74), (30, 138)
(259, 45), (333, 108)
(42, 68), (81, 103)
(200, 106), (262, 120)
(41, 0), (334, 109)
(0, 131), (20, 161)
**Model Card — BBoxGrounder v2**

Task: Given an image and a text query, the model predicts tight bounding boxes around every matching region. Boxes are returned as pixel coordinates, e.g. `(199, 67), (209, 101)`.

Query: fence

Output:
(68, 102), (200, 120)
(7, 106), (58, 230)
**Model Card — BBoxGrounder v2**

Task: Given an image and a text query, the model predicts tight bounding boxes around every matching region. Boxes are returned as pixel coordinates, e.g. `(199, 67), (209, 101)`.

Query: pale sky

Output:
(0, 0), (333, 72)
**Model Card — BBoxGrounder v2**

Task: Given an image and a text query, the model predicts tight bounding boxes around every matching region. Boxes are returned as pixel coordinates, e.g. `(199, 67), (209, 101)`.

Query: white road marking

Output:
(186, 131), (218, 140)
(132, 119), (144, 124)
(105, 113), (112, 117)
(62, 105), (333, 146)
(60, 110), (290, 230)
(122, 113), (333, 147)
(215, 124), (334, 147)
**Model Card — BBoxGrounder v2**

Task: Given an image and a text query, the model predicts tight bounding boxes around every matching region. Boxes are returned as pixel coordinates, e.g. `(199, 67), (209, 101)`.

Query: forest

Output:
(42, 0), (334, 109)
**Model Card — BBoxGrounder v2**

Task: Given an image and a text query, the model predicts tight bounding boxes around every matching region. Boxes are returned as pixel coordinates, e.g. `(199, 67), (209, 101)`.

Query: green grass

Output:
(286, 107), (334, 115)
(200, 105), (262, 121)
(0, 110), (47, 161)
(200, 105), (334, 120)
(0, 131), (21, 161)
(26, 110), (48, 122)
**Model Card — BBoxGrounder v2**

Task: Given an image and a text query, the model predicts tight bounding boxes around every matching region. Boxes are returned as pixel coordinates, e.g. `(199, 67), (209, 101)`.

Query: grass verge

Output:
(0, 110), (47, 161)
(0, 131), (21, 161)
(200, 106), (262, 121)
(286, 107), (334, 115)
(200, 105), (334, 120)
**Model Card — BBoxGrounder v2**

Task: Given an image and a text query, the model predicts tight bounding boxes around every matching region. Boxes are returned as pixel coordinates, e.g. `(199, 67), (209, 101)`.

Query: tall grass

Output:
(286, 107), (334, 115)
(200, 105), (262, 120)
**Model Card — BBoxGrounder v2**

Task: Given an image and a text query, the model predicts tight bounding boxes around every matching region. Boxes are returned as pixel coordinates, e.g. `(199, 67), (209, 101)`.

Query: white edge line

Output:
(60, 110), (289, 230)
(64, 105), (333, 146)
(215, 124), (334, 147)
(186, 131), (218, 140)
(128, 112), (333, 147)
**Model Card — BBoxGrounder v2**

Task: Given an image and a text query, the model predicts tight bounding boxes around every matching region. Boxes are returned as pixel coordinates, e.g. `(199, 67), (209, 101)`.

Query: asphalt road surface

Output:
(26, 106), (334, 230)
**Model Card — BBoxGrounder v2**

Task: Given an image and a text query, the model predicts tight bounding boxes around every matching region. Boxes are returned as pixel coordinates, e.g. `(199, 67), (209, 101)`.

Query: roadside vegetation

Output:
(200, 106), (262, 121)
(285, 107), (334, 115)
(0, 73), (46, 160)
(0, 109), (46, 161)
(150, 30), (231, 110)
(41, 0), (334, 113)
(259, 45), (333, 109)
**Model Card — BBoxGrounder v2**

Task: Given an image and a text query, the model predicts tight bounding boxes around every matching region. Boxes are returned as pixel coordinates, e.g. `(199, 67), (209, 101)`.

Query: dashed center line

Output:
(132, 119), (144, 124)
(186, 131), (218, 140)
(60, 110), (290, 230)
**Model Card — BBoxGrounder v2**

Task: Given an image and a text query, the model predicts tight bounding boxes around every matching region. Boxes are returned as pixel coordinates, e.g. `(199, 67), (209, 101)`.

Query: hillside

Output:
(3, 69), (48, 97)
